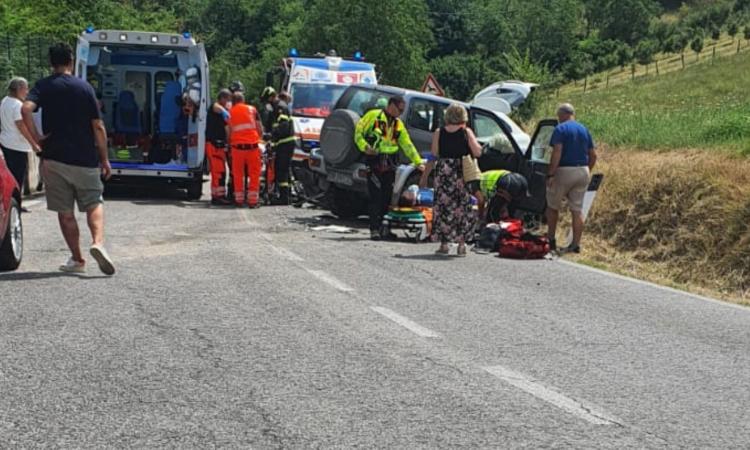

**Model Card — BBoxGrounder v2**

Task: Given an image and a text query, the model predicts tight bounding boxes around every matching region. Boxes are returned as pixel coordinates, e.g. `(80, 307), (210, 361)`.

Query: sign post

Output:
(421, 73), (445, 97)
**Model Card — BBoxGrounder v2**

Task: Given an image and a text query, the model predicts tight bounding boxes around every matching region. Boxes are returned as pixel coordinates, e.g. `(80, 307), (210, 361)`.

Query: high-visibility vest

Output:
(229, 103), (260, 145)
(354, 109), (422, 165)
(480, 170), (511, 198)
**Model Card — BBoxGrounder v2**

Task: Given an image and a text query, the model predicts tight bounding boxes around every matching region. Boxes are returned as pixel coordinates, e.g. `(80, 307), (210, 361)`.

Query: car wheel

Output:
(0, 197), (23, 271)
(330, 186), (366, 219)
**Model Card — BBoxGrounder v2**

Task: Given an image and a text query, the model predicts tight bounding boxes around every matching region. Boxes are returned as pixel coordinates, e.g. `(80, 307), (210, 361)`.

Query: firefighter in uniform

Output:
(206, 89), (232, 205)
(271, 101), (296, 205)
(260, 86), (278, 132)
(228, 92), (264, 208)
(354, 96), (425, 240)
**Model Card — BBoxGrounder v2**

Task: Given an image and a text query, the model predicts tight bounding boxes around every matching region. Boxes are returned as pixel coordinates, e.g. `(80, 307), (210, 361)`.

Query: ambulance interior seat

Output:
(150, 81), (183, 164)
(114, 90), (142, 135)
(159, 81), (183, 135)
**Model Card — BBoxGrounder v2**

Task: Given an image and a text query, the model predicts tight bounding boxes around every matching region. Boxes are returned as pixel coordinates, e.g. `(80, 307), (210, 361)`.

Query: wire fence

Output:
(560, 36), (750, 96)
(0, 32), (61, 85)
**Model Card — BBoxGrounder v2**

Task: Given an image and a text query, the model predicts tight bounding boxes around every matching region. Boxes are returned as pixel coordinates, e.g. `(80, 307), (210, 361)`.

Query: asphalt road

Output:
(2, 183), (749, 448)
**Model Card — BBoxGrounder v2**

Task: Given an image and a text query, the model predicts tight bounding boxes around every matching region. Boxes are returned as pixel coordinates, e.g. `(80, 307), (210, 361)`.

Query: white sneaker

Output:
(90, 244), (115, 275)
(59, 258), (86, 273)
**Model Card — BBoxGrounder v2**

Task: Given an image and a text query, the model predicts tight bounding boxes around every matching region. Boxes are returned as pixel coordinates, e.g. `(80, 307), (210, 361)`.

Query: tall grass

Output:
(539, 49), (750, 154)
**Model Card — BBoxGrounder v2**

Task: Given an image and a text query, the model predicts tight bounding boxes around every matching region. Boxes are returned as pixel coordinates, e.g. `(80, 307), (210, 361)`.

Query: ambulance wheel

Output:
(186, 180), (203, 201)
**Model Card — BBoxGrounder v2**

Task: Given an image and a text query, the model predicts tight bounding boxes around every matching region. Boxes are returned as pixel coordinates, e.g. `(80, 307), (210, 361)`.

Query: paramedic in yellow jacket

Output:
(355, 96), (425, 240)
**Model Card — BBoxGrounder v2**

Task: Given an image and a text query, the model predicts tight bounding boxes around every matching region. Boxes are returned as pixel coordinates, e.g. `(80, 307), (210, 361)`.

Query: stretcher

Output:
(382, 206), (433, 243)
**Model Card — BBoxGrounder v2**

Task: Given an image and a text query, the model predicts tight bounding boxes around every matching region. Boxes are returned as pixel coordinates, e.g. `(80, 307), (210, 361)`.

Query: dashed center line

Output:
(305, 269), (354, 292)
(269, 244), (304, 262)
(370, 306), (440, 338)
(483, 365), (621, 426)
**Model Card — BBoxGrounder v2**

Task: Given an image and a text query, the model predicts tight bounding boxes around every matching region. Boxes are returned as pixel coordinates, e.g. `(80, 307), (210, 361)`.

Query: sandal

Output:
(435, 245), (450, 256)
(457, 245), (467, 257)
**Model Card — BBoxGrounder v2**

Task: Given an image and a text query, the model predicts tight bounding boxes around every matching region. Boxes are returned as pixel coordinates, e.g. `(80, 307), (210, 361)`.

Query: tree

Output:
(745, 25), (750, 41)
(429, 54), (501, 100)
(691, 35), (704, 61)
(728, 21), (739, 41)
(592, 0), (661, 45)
(302, 0), (434, 89)
(634, 39), (659, 72)
(710, 25), (721, 41)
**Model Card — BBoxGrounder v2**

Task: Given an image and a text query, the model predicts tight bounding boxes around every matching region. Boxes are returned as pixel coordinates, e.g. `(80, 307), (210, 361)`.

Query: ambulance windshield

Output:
(289, 83), (347, 118)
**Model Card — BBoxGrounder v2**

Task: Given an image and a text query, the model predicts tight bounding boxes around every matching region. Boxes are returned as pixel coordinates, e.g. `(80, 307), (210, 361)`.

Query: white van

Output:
(75, 29), (209, 199)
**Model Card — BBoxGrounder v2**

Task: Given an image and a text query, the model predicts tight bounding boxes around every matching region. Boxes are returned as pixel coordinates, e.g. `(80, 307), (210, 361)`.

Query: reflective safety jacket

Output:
(354, 109), (422, 165)
(271, 113), (296, 146)
(228, 103), (261, 145)
(479, 169), (511, 198)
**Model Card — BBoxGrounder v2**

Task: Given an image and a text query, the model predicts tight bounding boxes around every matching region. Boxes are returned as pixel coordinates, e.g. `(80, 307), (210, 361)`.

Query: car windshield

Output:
(290, 83), (348, 118)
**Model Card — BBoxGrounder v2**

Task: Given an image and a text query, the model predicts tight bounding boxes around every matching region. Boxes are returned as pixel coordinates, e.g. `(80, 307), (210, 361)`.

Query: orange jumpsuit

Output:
(228, 103), (262, 207)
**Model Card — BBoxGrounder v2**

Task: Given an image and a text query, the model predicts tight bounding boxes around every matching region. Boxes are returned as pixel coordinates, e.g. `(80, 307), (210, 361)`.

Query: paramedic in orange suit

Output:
(228, 92), (264, 208)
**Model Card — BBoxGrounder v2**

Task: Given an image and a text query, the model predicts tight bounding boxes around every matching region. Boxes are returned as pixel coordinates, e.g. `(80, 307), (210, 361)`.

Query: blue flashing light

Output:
(85, 25), (95, 34)
(182, 31), (192, 39)
(289, 48), (299, 57)
(353, 51), (364, 61)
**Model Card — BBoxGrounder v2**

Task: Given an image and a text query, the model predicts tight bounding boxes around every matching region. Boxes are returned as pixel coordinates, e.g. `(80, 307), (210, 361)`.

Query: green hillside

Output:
(543, 49), (750, 154)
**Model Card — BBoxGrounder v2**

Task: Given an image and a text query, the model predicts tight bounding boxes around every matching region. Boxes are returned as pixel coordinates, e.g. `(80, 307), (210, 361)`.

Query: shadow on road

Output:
(393, 253), (457, 261)
(0, 271), (111, 281)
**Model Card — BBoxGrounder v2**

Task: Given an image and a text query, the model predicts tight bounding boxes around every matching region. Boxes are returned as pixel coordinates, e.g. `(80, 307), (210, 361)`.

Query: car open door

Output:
(74, 36), (89, 79)
(186, 43), (208, 169)
(516, 119), (557, 215)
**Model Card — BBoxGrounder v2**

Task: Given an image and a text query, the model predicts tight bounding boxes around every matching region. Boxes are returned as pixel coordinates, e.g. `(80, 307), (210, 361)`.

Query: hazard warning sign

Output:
(421, 73), (445, 96)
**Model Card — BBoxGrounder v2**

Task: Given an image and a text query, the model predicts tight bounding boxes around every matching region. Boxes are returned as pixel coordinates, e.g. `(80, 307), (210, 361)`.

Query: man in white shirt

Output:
(1, 77), (38, 211)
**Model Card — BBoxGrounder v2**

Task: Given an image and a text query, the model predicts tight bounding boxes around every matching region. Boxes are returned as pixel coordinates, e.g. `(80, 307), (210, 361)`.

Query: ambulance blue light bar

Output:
(353, 51), (364, 61)
(182, 31), (192, 39)
(289, 48), (300, 57)
(85, 25), (95, 34)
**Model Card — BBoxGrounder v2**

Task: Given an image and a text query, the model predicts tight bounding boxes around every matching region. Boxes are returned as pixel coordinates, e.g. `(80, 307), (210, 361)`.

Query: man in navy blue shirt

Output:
(22, 43), (115, 275)
(546, 103), (597, 253)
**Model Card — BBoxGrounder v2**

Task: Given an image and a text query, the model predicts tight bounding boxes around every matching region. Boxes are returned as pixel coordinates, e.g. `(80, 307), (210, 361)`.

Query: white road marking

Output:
(237, 209), (258, 227)
(556, 259), (750, 313)
(269, 244), (304, 262)
(23, 199), (43, 208)
(370, 306), (440, 338)
(258, 232), (274, 242)
(305, 269), (354, 293)
(483, 365), (620, 426)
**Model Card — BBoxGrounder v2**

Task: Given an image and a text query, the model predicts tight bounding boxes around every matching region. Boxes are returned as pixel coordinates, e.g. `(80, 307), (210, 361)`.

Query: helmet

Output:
(497, 173), (529, 199)
(375, 97), (388, 109)
(229, 80), (245, 93)
(261, 86), (277, 101)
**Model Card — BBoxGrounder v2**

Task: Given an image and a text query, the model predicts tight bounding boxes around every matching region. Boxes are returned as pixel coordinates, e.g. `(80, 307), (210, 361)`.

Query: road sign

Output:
(421, 73), (445, 96)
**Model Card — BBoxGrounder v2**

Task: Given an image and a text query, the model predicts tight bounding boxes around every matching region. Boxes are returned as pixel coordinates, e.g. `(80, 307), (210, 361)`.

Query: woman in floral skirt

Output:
(431, 103), (483, 256)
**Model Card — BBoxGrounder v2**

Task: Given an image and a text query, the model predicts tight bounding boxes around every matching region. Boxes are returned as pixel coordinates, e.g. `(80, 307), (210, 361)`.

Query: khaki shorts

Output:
(546, 166), (590, 212)
(43, 159), (104, 213)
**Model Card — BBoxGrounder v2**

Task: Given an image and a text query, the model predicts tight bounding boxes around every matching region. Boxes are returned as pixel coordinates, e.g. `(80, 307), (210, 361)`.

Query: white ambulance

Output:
(75, 28), (209, 199)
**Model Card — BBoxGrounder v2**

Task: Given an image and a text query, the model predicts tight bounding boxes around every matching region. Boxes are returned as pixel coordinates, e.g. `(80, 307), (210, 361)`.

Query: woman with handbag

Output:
(431, 103), (483, 256)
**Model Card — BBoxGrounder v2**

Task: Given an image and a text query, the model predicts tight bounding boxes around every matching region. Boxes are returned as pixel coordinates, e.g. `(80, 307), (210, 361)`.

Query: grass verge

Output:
(538, 49), (750, 154)
(568, 148), (750, 306)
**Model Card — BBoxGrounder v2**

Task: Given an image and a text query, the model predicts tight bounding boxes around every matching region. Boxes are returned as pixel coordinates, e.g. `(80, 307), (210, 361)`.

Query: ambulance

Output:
(265, 50), (377, 200)
(74, 28), (209, 199)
